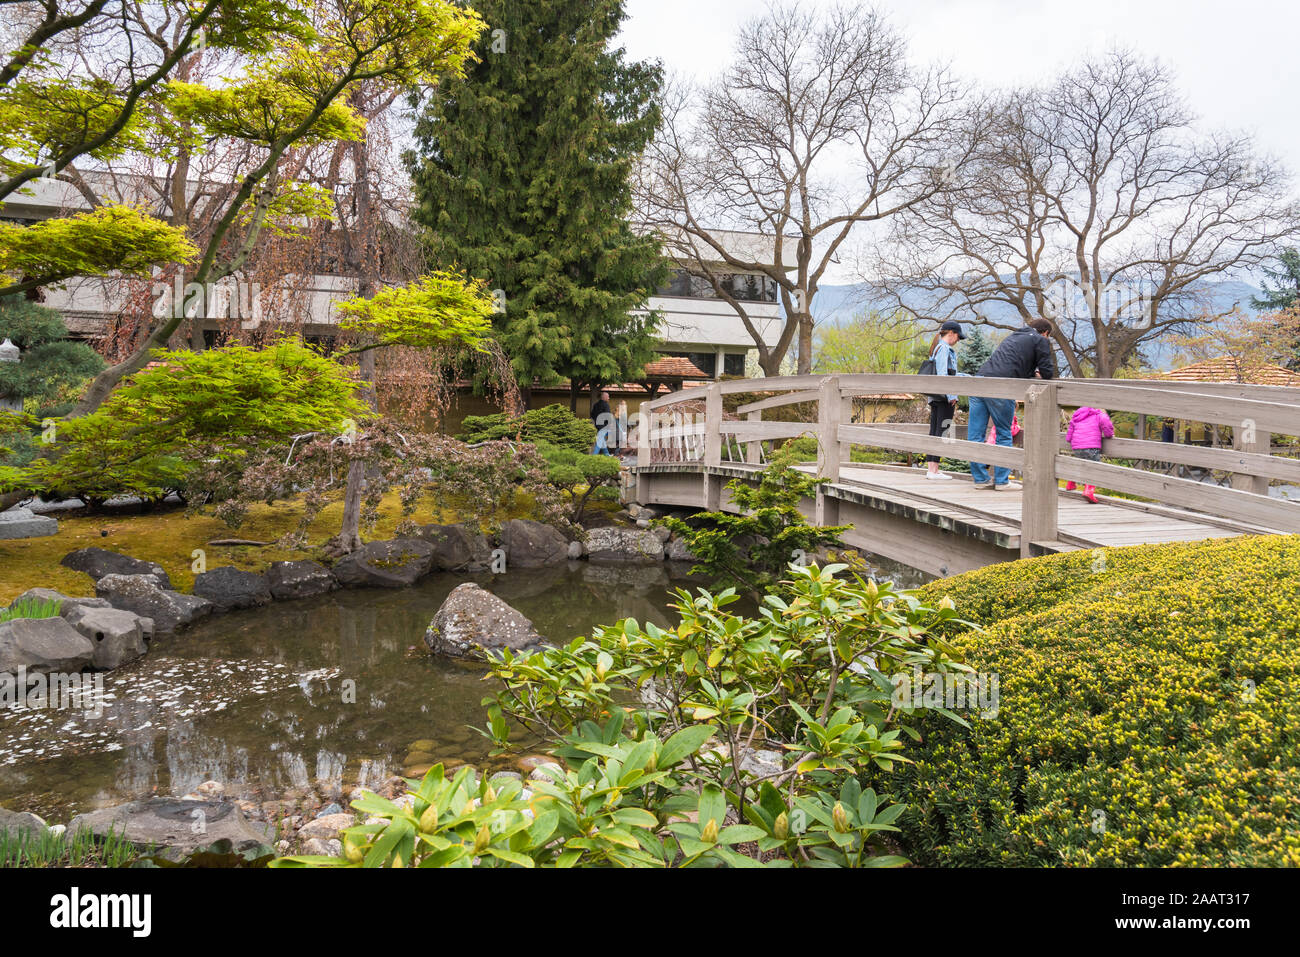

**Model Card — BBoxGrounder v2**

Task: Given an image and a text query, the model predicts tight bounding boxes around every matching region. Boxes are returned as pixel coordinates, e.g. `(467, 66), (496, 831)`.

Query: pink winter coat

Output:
(1067, 407), (1114, 450)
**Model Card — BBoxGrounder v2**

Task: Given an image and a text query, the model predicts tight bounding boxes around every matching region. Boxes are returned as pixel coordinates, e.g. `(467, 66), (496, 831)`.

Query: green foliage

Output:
(1251, 247), (1300, 311)
(814, 311), (929, 374)
(0, 596), (62, 623)
(0, 825), (146, 868)
(279, 565), (974, 867)
(900, 535), (1300, 866)
(408, 0), (669, 391)
(0, 205), (197, 291)
(0, 297), (105, 417)
(957, 326), (996, 376)
(537, 443), (622, 522)
(458, 404), (596, 453)
(7, 338), (369, 502)
(334, 270), (496, 351)
(659, 456), (848, 600)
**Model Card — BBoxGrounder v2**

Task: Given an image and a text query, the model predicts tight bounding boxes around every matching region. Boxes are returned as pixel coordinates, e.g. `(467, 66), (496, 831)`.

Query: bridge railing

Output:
(635, 374), (1300, 552)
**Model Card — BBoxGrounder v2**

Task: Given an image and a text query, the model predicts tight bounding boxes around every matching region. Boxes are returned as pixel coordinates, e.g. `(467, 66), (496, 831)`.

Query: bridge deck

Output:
(821, 465), (1249, 549)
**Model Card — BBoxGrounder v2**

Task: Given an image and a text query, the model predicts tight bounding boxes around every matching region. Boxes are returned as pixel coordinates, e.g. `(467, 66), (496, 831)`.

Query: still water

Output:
(0, 559), (929, 821)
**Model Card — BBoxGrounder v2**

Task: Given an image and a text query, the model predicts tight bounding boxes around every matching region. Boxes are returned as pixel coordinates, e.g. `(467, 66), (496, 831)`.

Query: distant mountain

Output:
(809, 278), (1264, 371)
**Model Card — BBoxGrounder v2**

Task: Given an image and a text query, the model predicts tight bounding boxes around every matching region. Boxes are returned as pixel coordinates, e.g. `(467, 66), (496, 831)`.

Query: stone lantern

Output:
(0, 337), (20, 412)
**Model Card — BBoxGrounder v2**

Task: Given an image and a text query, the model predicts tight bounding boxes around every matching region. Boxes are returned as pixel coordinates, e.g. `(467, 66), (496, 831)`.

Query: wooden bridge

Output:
(630, 374), (1300, 577)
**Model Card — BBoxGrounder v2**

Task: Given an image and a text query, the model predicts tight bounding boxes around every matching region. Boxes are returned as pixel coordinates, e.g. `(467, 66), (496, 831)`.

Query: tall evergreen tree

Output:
(406, 0), (668, 401)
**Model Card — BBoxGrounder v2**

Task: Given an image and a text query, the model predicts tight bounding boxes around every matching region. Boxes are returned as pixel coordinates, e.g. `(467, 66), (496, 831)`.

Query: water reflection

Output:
(0, 556), (929, 820)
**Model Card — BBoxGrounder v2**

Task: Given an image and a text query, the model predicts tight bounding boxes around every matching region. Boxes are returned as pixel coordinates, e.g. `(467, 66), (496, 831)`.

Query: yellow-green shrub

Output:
(900, 534), (1300, 867)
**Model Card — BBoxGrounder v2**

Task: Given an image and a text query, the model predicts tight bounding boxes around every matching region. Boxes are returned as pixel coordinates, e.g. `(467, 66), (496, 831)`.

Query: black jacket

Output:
(590, 399), (611, 424)
(978, 326), (1056, 380)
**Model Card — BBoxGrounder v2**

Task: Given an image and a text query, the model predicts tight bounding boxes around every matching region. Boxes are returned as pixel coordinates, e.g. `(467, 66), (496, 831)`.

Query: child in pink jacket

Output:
(1065, 406), (1114, 503)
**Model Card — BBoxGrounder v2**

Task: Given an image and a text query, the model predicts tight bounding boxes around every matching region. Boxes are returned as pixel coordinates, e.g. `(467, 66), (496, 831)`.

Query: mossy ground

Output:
(0, 491), (621, 603)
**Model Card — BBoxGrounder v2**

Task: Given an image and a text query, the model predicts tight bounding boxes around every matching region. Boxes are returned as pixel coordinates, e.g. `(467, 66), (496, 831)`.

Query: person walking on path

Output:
(590, 389), (613, 455)
(1065, 406), (1114, 504)
(968, 318), (1056, 490)
(924, 321), (968, 481)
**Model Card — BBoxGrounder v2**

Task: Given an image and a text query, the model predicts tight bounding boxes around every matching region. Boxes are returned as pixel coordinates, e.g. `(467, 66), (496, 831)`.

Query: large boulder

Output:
(9, 588), (110, 614)
(332, 539), (436, 589)
(583, 527), (665, 564)
(0, 507), (58, 540)
(424, 583), (546, 659)
(498, 519), (569, 568)
(60, 547), (171, 588)
(192, 566), (273, 613)
(405, 523), (493, 571)
(95, 574), (212, 633)
(0, 617), (96, 674)
(61, 605), (152, 670)
(0, 807), (47, 839)
(265, 561), (337, 601)
(69, 798), (271, 858)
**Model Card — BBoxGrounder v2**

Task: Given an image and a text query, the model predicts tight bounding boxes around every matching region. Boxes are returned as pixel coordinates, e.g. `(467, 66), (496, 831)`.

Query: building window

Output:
(723, 352), (746, 377)
(663, 350), (716, 377)
(656, 269), (777, 303)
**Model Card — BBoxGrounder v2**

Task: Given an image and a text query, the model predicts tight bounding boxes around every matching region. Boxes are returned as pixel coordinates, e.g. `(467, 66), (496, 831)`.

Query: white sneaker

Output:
(996, 481), (1023, 491)
(925, 471), (953, 481)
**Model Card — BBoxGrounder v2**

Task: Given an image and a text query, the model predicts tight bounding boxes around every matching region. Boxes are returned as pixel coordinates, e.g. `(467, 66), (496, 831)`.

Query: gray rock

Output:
(583, 527), (665, 564)
(94, 574), (213, 633)
(651, 525), (672, 543)
(665, 537), (698, 562)
(316, 803), (343, 818)
(498, 519), (569, 568)
(302, 837), (342, 857)
(60, 547), (171, 588)
(0, 807), (47, 839)
(0, 507), (58, 540)
(62, 605), (151, 670)
(69, 798), (271, 856)
(332, 539), (436, 588)
(406, 523), (493, 571)
(424, 583), (546, 659)
(265, 561), (337, 601)
(0, 617), (96, 674)
(566, 539), (584, 560)
(297, 812), (355, 840)
(8, 588), (110, 614)
(739, 748), (784, 779)
(192, 566), (273, 612)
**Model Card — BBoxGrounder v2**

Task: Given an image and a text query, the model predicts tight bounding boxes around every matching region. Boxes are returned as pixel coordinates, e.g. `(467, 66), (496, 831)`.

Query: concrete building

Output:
(2, 177), (788, 378)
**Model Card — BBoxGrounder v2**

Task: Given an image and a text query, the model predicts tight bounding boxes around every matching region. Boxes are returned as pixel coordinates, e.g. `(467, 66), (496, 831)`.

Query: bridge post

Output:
(816, 376), (842, 526)
(1232, 428), (1270, 495)
(1021, 382), (1059, 557)
(746, 411), (761, 464)
(704, 383), (723, 510)
(635, 400), (651, 503)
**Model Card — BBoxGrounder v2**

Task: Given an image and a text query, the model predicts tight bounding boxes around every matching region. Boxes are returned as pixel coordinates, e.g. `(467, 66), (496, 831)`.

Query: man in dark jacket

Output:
(968, 319), (1056, 489)
(590, 389), (613, 455)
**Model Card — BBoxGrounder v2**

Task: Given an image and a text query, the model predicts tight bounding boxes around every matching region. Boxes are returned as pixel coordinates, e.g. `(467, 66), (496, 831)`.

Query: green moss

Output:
(897, 534), (1300, 867)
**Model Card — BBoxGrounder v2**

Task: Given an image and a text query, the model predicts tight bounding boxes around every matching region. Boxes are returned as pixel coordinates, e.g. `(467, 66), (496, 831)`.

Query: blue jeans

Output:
(967, 396), (1015, 486)
(592, 428), (612, 456)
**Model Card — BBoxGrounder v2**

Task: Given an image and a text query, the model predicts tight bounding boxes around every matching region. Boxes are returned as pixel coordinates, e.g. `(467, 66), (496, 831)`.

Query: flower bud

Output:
(484, 785), (497, 803)
(473, 823), (491, 853)
(832, 802), (850, 833)
(701, 818), (719, 843)
(391, 852), (405, 868)
(418, 805), (438, 832)
(343, 838), (364, 863)
(939, 595), (956, 611)
(774, 812), (789, 839)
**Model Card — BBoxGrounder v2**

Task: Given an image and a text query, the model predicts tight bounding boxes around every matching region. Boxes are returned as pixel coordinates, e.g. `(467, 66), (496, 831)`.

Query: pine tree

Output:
(1251, 248), (1300, 311)
(406, 0), (668, 400)
(958, 326), (995, 375)
(0, 297), (105, 417)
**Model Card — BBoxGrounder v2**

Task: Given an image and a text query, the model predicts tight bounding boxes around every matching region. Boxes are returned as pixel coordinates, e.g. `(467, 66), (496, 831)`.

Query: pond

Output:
(0, 557), (931, 822)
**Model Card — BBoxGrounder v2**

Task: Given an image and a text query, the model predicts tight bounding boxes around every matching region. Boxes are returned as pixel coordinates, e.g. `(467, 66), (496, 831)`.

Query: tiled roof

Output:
(1153, 357), (1300, 387)
(643, 356), (710, 379)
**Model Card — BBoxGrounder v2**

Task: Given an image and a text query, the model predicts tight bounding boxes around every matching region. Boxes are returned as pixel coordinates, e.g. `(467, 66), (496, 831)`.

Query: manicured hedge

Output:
(901, 535), (1300, 866)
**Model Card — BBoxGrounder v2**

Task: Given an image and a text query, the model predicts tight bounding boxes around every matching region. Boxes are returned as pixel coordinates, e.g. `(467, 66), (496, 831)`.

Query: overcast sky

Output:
(622, 0), (1298, 165)
(621, 0), (1299, 285)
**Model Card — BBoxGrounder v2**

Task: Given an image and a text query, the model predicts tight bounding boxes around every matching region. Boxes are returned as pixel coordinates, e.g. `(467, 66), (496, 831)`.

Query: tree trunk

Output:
(334, 457), (366, 554)
(796, 314), (814, 375)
